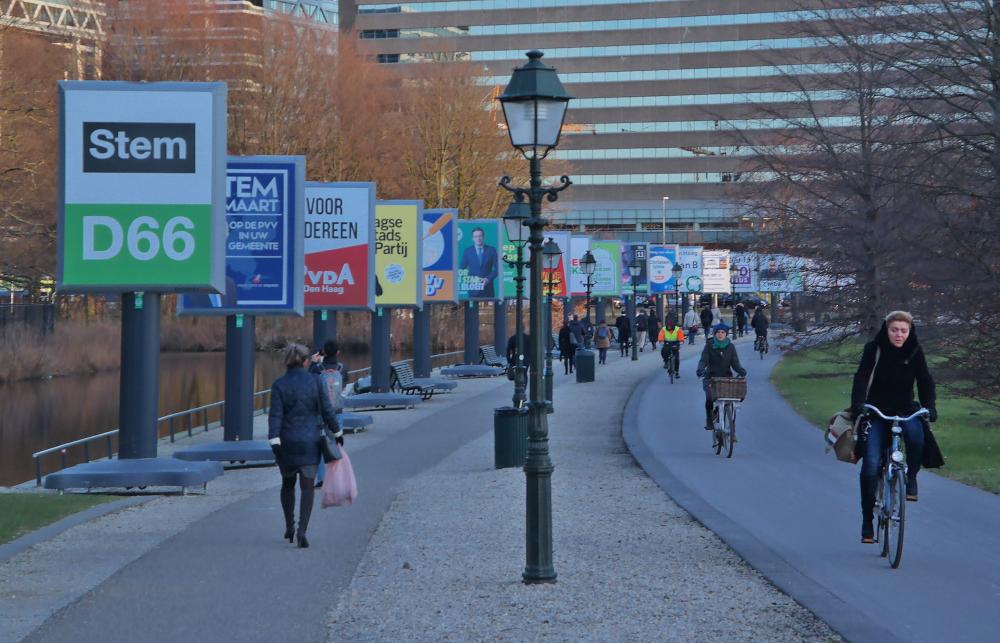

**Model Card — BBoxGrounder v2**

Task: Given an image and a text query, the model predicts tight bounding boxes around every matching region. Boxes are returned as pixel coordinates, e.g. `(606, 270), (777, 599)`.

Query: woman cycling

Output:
(851, 311), (936, 544)
(696, 323), (746, 430)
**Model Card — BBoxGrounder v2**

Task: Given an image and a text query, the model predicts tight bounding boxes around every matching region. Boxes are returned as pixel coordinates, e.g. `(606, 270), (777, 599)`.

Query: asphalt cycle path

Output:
(625, 335), (1000, 643)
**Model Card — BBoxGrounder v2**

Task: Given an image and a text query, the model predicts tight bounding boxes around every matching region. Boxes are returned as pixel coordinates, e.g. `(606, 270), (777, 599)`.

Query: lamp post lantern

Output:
(542, 238), (562, 411)
(503, 201), (531, 408)
(628, 257), (641, 361)
(579, 249), (596, 348)
(672, 262), (683, 323)
(498, 49), (572, 584)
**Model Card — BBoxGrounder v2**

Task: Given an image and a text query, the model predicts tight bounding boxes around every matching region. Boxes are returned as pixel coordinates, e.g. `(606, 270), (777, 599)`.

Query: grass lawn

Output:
(772, 341), (1000, 494)
(0, 494), (116, 545)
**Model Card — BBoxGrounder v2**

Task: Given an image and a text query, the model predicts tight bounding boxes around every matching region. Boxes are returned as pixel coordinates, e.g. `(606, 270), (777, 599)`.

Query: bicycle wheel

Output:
(886, 469), (906, 568)
(713, 406), (723, 455)
(876, 472), (888, 556)
(724, 402), (736, 458)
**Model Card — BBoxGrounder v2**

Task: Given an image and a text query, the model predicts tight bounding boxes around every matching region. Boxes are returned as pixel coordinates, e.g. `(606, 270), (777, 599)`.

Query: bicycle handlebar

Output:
(862, 404), (929, 423)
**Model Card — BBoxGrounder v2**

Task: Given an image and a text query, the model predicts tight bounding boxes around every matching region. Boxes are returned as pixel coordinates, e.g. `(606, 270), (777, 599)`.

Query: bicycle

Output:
(709, 377), (747, 458)
(754, 335), (768, 359)
(862, 403), (929, 569)
(662, 342), (680, 384)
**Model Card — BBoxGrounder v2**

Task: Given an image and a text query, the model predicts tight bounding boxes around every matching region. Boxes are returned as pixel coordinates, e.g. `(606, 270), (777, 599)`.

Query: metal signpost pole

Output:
(413, 305), (432, 378)
(118, 292), (161, 460)
(371, 308), (391, 392)
(464, 301), (479, 364)
(312, 310), (337, 353)
(223, 314), (255, 442)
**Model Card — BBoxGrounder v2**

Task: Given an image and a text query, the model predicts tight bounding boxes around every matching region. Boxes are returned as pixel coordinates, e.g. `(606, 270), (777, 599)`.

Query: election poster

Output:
(501, 221), (529, 300)
(375, 201), (423, 307)
(303, 182), (375, 310)
(758, 254), (805, 292)
(678, 246), (704, 293)
(702, 250), (732, 294)
(422, 209), (458, 302)
(180, 156), (305, 315)
(457, 219), (502, 301)
(58, 81), (227, 293)
(731, 252), (758, 293)
(568, 235), (591, 296)
(619, 242), (648, 294)
(542, 231), (571, 298)
(590, 240), (622, 297)
(647, 244), (679, 295)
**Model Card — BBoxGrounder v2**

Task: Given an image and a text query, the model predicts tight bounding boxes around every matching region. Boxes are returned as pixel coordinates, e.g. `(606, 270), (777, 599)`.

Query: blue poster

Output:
(647, 244), (679, 294)
(180, 156), (305, 315)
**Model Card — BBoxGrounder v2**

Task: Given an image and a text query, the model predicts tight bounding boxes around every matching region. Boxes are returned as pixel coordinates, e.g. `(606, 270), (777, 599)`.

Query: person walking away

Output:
(310, 340), (350, 487)
(684, 307), (699, 345)
(568, 314), (585, 349)
(558, 320), (577, 374)
(658, 319), (685, 378)
(647, 309), (661, 350)
(699, 306), (714, 340)
(615, 313), (631, 357)
(635, 310), (648, 351)
(269, 343), (341, 548)
(735, 302), (747, 337)
(696, 324), (747, 431)
(751, 307), (770, 351)
(851, 311), (936, 544)
(595, 321), (611, 364)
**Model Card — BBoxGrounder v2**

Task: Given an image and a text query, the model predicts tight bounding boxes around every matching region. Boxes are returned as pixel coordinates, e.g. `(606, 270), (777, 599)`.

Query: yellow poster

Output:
(375, 201), (423, 307)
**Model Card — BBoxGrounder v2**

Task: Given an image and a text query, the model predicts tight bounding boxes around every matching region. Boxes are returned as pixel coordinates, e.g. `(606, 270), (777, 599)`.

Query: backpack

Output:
(320, 365), (345, 412)
(597, 326), (609, 339)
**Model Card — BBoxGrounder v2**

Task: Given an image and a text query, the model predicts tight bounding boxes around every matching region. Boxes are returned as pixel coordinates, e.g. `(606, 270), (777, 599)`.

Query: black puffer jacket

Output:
(751, 310), (769, 334)
(851, 322), (935, 417)
(697, 339), (747, 378)
(268, 366), (340, 467)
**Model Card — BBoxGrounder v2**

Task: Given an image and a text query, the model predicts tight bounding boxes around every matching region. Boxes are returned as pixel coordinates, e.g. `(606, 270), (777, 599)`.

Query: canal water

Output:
(0, 348), (391, 487)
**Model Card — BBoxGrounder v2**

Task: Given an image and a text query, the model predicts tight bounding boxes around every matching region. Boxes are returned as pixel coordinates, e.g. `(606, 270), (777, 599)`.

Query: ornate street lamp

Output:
(498, 50), (572, 585)
(542, 238), (562, 411)
(503, 201), (531, 408)
(579, 249), (596, 348)
(729, 262), (739, 329)
(672, 262), (683, 323)
(628, 257), (641, 361)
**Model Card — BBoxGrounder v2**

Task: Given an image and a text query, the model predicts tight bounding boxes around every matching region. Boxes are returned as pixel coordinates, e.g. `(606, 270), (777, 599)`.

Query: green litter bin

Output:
(494, 406), (529, 469)
(575, 348), (595, 383)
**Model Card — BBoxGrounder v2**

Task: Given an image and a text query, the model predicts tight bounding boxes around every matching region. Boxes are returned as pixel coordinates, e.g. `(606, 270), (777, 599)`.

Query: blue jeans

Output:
(860, 416), (924, 479)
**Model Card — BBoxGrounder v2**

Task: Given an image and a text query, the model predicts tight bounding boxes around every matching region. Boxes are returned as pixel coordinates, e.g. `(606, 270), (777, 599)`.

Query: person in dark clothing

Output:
(696, 324), (747, 430)
(568, 315), (585, 348)
(635, 310), (648, 351)
(558, 321), (577, 374)
(506, 332), (533, 375)
(734, 302), (747, 337)
(647, 309), (661, 350)
(269, 343), (341, 548)
(850, 311), (936, 544)
(751, 307), (770, 351)
(615, 314), (631, 356)
(699, 306), (714, 340)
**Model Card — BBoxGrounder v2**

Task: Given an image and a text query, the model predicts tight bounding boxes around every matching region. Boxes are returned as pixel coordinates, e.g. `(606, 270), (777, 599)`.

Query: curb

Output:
(621, 363), (901, 643)
(0, 495), (154, 564)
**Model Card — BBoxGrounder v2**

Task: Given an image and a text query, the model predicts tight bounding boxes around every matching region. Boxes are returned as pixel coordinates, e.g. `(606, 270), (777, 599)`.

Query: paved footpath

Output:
(627, 335), (1000, 643)
(3, 341), (837, 642)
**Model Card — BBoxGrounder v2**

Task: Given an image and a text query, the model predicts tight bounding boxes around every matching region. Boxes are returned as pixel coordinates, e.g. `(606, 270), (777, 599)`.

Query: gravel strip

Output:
(328, 355), (841, 642)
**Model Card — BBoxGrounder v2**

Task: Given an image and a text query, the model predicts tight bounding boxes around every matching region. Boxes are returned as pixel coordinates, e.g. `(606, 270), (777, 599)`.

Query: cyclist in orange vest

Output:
(658, 319), (685, 378)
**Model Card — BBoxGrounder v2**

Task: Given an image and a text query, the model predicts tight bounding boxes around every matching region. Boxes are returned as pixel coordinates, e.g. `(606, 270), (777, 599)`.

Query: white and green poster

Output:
(590, 240), (622, 297)
(57, 81), (227, 292)
(678, 246), (703, 293)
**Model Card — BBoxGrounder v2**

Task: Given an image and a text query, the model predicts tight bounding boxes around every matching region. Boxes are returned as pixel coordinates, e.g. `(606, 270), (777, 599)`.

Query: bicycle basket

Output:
(710, 377), (747, 401)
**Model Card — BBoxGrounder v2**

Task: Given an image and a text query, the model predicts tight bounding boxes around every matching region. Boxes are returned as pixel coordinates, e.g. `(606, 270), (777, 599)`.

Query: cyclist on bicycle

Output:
(751, 307), (769, 351)
(851, 311), (936, 544)
(696, 323), (747, 430)
(658, 318), (685, 378)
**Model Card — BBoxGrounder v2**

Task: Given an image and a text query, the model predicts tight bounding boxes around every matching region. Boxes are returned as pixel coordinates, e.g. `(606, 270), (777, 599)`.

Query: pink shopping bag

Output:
(321, 447), (357, 508)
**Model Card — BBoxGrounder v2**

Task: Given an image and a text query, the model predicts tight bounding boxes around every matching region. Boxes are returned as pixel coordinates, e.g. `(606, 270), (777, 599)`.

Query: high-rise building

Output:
(341, 0), (834, 245)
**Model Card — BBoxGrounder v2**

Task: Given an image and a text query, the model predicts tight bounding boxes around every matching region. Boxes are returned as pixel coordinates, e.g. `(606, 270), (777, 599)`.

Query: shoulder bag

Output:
(828, 347), (879, 463)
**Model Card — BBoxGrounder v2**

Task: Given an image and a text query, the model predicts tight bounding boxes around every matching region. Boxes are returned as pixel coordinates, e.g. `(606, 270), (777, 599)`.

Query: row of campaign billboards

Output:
(54, 81), (803, 317)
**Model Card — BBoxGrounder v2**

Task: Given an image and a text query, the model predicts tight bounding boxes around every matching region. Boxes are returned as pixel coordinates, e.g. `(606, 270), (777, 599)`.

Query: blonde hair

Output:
(283, 342), (310, 367)
(884, 310), (914, 326)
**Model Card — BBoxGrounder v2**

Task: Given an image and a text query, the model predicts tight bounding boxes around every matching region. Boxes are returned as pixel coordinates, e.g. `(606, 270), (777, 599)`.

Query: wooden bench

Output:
(480, 345), (508, 369)
(390, 362), (456, 399)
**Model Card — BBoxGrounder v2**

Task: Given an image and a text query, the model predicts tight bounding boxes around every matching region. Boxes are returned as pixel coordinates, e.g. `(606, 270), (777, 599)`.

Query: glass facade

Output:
(265, 0), (339, 24)
(350, 0), (866, 240)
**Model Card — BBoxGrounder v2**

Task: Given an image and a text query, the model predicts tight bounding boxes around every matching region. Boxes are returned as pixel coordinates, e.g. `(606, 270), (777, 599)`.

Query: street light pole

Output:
(503, 202), (530, 408)
(729, 263), (738, 329)
(661, 196), (669, 245)
(672, 262), (683, 326)
(542, 239), (562, 412)
(580, 249), (596, 349)
(497, 49), (572, 585)
(628, 257), (641, 361)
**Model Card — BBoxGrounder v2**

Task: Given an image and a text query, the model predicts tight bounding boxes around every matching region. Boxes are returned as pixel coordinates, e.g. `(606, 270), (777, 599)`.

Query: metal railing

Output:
(30, 350), (466, 485)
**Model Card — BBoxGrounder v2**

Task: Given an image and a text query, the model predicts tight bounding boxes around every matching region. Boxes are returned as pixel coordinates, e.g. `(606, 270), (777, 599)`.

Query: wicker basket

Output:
(710, 377), (747, 401)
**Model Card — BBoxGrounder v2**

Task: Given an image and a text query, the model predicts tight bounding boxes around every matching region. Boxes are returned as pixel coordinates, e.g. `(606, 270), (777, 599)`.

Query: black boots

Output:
(906, 476), (918, 501)
(860, 475), (878, 543)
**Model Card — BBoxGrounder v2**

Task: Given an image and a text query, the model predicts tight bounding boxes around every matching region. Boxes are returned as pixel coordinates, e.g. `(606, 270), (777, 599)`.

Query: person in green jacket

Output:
(696, 324), (747, 430)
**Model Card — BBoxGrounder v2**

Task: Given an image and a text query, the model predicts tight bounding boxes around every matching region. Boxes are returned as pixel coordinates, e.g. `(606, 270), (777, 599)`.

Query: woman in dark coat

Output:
(615, 313), (631, 357)
(851, 311), (936, 543)
(696, 324), (747, 430)
(558, 321), (577, 374)
(269, 343), (341, 548)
